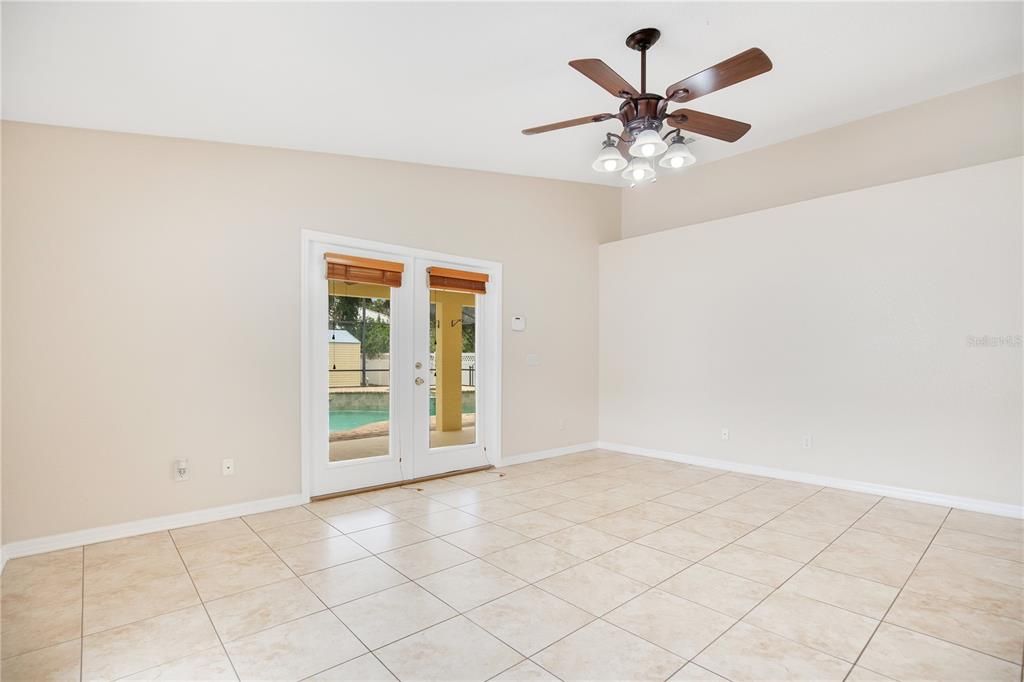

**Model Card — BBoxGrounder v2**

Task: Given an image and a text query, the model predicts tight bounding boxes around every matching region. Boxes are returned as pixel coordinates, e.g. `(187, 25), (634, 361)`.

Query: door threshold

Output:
(310, 464), (497, 502)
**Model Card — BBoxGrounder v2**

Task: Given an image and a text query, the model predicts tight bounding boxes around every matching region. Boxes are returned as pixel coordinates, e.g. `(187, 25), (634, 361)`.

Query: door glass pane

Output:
(327, 280), (392, 461)
(429, 290), (477, 449)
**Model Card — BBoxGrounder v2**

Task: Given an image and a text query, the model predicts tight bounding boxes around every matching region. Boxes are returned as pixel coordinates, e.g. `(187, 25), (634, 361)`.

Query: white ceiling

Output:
(3, 2), (1021, 186)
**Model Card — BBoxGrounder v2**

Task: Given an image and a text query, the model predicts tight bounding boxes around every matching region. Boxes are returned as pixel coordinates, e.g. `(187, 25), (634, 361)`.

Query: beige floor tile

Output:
(307, 653), (396, 681)
(858, 623), (1020, 682)
(654, 491), (722, 512)
(885, 589), (1024, 662)
(444, 523), (530, 556)
(536, 525), (626, 560)
(635, 525), (729, 561)
(684, 475), (764, 501)
(3, 547), (83, 597)
(490, 659), (559, 681)
(504, 488), (572, 510)
(407, 477), (466, 494)
(779, 565), (898, 619)
(1, 589), (82, 658)
(744, 591), (878, 662)
(205, 577), (323, 642)
(786, 499), (873, 528)
(171, 519), (253, 548)
(376, 616), (522, 681)
(460, 498), (534, 522)
(378, 538), (474, 579)
(405, 508), (485, 535)
(325, 507), (400, 533)
(256, 519), (341, 550)
(242, 506), (317, 531)
(669, 662), (730, 681)
(532, 619), (684, 682)
(82, 604), (220, 681)
(673, 513), (757, 542)
(483, 540), (582, 582)
(541, 499), (607, 523)
(416, 559), (526, 612)
(378, 496), (452, 520)
(347, 521), (435, 553)
(225, 610), (366, 681)
(844, 665), (895, 681)
(944, 509), (1024, 542)
(305, 496), (375, 518)
(536, 561), (646, 616)
(1, 639), (81, 682)
(853, 509), (940, 541)
(606, 589), (735, 659)
(301, 556), (407, 607)
(584, 508), (664, 540)
(734, 527), (827, 562)
(428, 487), (495, 507)
(122, 645), (237, 681)
(812, 529), (927, 587)
(189, 551), (294, 601)
(903, 564), (1023, 619)
(917, 544), (1023, 588)
(702, 545), (803, 588)
(659, 564), (772, 618)
(871, 498), (949, 526)
(932, 527), (1024, 562)
(761, 511), (848, 543)
(84, 571), (200, 635)
(496, 511), (575, 539)
(275, 535), (370, 575)
(333, 582), (456, 650)
(84, 533), (174, 571)
(695, 622), (850, 681)
(703, 500), (783, 526)
(177, 533), (270, 571)
(627, 501), (696, 525)
(467, 585), (592, 656)
(591, 542), (690, 586)
(84, 542), (187, 596)
(574, 489), (646, 514)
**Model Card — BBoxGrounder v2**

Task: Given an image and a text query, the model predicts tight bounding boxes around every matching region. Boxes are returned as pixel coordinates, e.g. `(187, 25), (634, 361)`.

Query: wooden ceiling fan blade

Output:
(665, 48), (772, 103)
(521, 113), (615, 135)
(667, 109), (751, 142)
(569, 59), (639, 98)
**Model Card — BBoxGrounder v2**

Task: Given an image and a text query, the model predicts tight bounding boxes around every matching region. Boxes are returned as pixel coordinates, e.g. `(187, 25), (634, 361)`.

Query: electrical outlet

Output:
(721, 428), (730, 441)
(222, 458), (235, 476)
(174, 458), (190, 481)
(802, 434), (813, 449)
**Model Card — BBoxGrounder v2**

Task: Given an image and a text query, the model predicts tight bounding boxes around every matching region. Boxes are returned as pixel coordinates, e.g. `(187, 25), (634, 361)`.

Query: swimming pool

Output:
(329, 409), (389, 431)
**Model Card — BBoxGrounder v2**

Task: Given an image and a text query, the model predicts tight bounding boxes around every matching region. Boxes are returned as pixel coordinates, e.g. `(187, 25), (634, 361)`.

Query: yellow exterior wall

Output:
(329, 342), (362, 388)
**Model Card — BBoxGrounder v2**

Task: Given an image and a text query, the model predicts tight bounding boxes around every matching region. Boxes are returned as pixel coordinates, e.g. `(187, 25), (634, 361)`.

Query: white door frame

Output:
(300, 229), (502, 500)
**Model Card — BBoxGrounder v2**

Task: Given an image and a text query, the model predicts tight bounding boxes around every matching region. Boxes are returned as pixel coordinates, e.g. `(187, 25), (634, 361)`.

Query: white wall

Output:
(601, 158), (1023, 507)
(1, 122), (619, 543)
(622, 75), (1023, 238)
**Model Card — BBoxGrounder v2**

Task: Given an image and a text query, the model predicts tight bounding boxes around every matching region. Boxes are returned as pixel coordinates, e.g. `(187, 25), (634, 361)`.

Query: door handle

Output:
(415, 377), (425, 385)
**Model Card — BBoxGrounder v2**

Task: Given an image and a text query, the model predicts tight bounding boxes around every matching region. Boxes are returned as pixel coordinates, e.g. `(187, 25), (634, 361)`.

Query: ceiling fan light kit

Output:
(523, 27), (772, 187)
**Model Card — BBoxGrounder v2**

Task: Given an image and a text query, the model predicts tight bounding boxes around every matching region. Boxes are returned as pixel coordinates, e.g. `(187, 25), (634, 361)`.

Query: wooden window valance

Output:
(428, 267), (489, 295)
(324, 253), (404, 287)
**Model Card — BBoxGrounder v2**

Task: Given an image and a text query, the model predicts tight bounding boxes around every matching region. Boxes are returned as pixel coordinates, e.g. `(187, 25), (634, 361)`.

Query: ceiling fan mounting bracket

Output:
(625, 28), (661, 52)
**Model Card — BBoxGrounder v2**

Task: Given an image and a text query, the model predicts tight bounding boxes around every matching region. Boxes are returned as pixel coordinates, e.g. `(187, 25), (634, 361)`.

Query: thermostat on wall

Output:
(511, 315), (526, 332)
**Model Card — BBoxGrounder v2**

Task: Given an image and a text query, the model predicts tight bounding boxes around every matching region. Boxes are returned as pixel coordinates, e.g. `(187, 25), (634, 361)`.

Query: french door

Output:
(304, 233), (499, 498)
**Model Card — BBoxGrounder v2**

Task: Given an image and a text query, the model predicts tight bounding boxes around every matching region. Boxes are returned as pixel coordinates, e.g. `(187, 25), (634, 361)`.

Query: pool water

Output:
(329, 410), (389, 431)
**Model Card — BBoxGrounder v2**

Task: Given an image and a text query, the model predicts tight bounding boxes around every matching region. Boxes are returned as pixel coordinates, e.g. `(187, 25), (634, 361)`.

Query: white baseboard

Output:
(499, 442), (600, 468)
(1, 493), (308, 569)
(598, 441), (1023, 519)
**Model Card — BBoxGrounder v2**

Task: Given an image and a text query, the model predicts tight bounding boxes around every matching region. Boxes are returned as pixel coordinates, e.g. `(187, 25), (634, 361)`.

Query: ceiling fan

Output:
(522, 28), (772, 185)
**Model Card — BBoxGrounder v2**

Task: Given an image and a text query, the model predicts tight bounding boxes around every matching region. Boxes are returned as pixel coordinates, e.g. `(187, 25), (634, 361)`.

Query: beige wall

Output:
(1, 122), (619, 543)
(601, 158), (1023, 506)
(622, 75), (1023, 238)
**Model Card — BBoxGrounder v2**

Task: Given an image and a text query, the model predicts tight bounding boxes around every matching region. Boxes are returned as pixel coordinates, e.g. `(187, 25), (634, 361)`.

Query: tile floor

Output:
(2, 450), (1022, 681)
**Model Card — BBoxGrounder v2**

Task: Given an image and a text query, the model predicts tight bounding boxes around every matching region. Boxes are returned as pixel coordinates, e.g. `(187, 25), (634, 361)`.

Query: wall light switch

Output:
(721, 428), (730, 441)
(511, 316), (526, 332)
